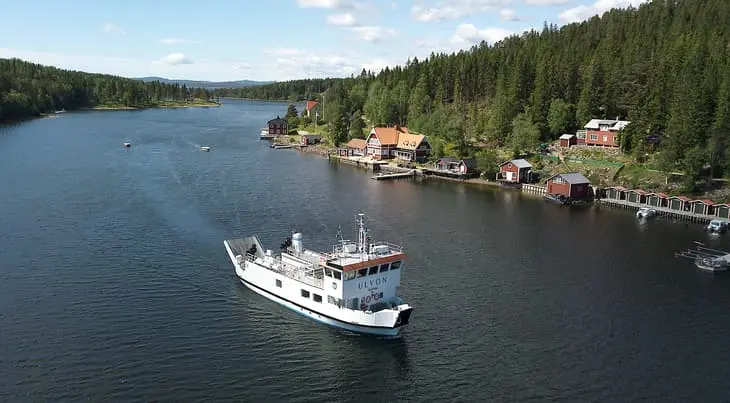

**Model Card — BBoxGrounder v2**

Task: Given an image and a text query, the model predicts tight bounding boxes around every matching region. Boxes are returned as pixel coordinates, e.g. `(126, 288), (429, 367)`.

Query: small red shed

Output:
(546, 172), (591, 199)
(559, 134), (577, 147)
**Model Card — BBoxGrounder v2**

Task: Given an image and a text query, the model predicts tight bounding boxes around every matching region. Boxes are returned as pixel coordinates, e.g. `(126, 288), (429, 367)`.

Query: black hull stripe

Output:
(239, 277), (399, 330)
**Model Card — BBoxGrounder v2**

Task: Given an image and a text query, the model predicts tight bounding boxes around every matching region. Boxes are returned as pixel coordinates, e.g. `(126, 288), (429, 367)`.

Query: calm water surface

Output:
(2, 100), (730, 402)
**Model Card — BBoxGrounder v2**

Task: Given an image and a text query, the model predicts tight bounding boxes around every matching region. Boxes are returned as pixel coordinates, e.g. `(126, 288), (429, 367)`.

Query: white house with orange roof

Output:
(365, 126), (431, 162)
(304, 100), (320, 118)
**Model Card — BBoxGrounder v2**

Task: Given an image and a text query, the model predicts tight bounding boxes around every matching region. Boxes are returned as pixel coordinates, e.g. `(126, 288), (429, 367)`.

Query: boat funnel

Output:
(292, 232), (303, 254)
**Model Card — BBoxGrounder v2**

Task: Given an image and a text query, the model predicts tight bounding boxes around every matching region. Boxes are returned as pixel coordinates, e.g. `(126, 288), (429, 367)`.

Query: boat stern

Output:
(394, 304), (413, 328)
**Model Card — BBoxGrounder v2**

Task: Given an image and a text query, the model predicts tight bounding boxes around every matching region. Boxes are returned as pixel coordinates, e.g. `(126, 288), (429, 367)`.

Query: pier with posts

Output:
(598, 197), (713, 223)
(521, 184), (547, 196)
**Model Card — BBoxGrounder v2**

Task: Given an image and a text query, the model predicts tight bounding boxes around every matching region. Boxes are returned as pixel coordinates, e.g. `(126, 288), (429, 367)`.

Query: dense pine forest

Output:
(0, 58), (215, 122)
(216, 0), (730, 189)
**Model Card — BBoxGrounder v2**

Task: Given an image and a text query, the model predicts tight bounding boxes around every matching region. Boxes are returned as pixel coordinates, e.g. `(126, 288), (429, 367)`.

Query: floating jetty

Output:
(271, 143), (293, 149)
(675, 241), (730, 272)
(371, 170), (416, 181)
(598, 198), (712, 223)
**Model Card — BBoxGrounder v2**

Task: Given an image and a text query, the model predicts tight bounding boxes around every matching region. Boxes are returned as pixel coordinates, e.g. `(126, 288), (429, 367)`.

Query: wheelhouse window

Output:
(328, 296), (344, 307)
(276, 279), (282, 288)
(313, 294), (322, 303)
(325, 268), (333, 277)
(368, 266), (378, 275)
(379, 263), (390, 273)
(332, 270), (342, 280)
(301, 289), (310, 298)
(357, 268), (368, 278)
(391, 261), (401, 270)
(344, 271), (357, 281)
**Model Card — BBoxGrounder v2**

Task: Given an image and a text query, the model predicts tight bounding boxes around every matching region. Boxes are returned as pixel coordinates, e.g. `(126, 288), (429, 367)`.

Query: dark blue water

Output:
(2, 100), (730, 402)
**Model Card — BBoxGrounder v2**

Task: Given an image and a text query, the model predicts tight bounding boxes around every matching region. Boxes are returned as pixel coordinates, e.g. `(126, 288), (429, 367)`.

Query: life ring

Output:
(332, 282), (337, 290)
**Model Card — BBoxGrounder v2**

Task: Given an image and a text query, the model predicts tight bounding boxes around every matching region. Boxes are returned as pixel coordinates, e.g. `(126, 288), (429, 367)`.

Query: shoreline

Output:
(85, 102), (222, 111)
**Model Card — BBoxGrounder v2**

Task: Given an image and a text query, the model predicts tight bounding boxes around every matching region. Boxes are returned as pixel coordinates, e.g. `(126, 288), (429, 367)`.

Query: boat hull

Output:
(238, 278), (404, 337)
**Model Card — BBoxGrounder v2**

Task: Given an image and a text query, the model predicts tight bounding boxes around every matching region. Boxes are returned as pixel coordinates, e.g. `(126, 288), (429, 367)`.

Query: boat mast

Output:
(357, 213), (369, 254)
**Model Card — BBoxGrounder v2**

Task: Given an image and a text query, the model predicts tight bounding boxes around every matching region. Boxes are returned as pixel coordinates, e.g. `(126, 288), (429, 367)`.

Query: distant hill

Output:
(135, 76), (274, 89)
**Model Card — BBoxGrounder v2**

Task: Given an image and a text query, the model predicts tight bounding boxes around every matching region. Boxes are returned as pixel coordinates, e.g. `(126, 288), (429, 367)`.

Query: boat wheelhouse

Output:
(223, 213), (413, 336)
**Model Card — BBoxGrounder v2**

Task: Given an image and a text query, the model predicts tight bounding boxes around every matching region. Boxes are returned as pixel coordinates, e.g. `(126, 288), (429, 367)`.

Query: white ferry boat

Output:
(223, 213), (413, 336)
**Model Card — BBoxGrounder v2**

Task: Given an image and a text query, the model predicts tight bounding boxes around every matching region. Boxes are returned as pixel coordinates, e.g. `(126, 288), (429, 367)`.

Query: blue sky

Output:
(0, 0), (646, 81)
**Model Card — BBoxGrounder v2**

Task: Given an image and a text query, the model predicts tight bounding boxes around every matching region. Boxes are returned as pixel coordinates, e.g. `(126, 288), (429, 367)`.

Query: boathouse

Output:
(559, 134), (577, 147)
(300, 133), (322, 146)
(715, 203), (730, 219)
(339, 138), (367, 157)
(267, 116), (288, 135)
(546, 172), (591, 199)
(626, 189), (648, 204)
(645, 192), (669, 208)
(668, 195), (692, 212)
(604, 186), (627, 201)
(497, 159), (533, 183)
(689, 199), (715, 216)
(432, 157), (478, 176)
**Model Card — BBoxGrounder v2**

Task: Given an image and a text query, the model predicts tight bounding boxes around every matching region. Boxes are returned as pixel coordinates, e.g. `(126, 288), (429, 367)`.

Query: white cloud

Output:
(411, 0), (510, 22)
(326, 13), (359, 26)
(524, 0), (569, 5)
(157, 53), (193, 65)
(298, 0), (353, 9)
(500, 8), (519, 21)
(349, 26), (395, 42)
(451, 23), (512, 46)
(102, 23), (126, 36)
(559, 0), (647, 23)
(159, 38), (201, 45)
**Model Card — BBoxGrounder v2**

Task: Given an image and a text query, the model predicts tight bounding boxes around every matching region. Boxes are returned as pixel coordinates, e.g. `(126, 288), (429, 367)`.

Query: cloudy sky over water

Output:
(0, 0), (646, 81)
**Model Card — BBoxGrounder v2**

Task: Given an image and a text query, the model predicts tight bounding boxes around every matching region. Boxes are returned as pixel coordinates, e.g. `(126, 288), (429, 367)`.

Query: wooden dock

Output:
(371, 170), (416, 181)
(522, 184), (547, 196)
(598, 198), (713, 223)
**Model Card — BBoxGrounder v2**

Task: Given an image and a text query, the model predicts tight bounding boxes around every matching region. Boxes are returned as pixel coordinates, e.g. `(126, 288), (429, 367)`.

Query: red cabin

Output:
(546, 172), (592, 199)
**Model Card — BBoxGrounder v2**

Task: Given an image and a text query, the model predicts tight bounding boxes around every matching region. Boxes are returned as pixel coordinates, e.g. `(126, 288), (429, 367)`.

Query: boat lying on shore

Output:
(223, 213), (413, 336)
(675, 241), (730, 272)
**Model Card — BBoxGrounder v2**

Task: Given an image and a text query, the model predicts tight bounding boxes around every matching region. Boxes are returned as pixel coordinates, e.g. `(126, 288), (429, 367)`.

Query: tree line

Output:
(215, 0), (730, 186)
(0, 58), (214, 122)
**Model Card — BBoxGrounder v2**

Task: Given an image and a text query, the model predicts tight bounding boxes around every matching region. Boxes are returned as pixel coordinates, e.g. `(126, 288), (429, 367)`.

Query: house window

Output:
(276, 279), (282, 288)
(313, 294), (322, 303)
(603, 135), (608, 142)
(589, 134), (598, 141)
(301, 289), (310, 298)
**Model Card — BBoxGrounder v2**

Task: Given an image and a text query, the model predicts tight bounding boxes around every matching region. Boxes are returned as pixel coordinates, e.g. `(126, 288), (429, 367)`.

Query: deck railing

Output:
(245, 253), (324, 289)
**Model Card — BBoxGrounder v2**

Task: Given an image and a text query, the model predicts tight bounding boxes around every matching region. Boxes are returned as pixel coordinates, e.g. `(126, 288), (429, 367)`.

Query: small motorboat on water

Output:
(200, 146), (211, 152)
(123, 142), (131, 147)
(706, 219), (730, 233)
(676, 241), (730, 272)
(636, 207), (657, 219)
(543, 194), (571, 205)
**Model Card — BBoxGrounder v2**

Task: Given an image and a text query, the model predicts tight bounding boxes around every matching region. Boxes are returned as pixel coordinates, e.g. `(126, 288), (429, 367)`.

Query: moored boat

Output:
(676, 241), (730, 272)
(123, 142), (131, 147)
(544, 194), (570, 205)
(707, 219), (730, 233)
(223, 213), (413, 336)
(636, 207), (657, 219)
(200, 146), (211, 152)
